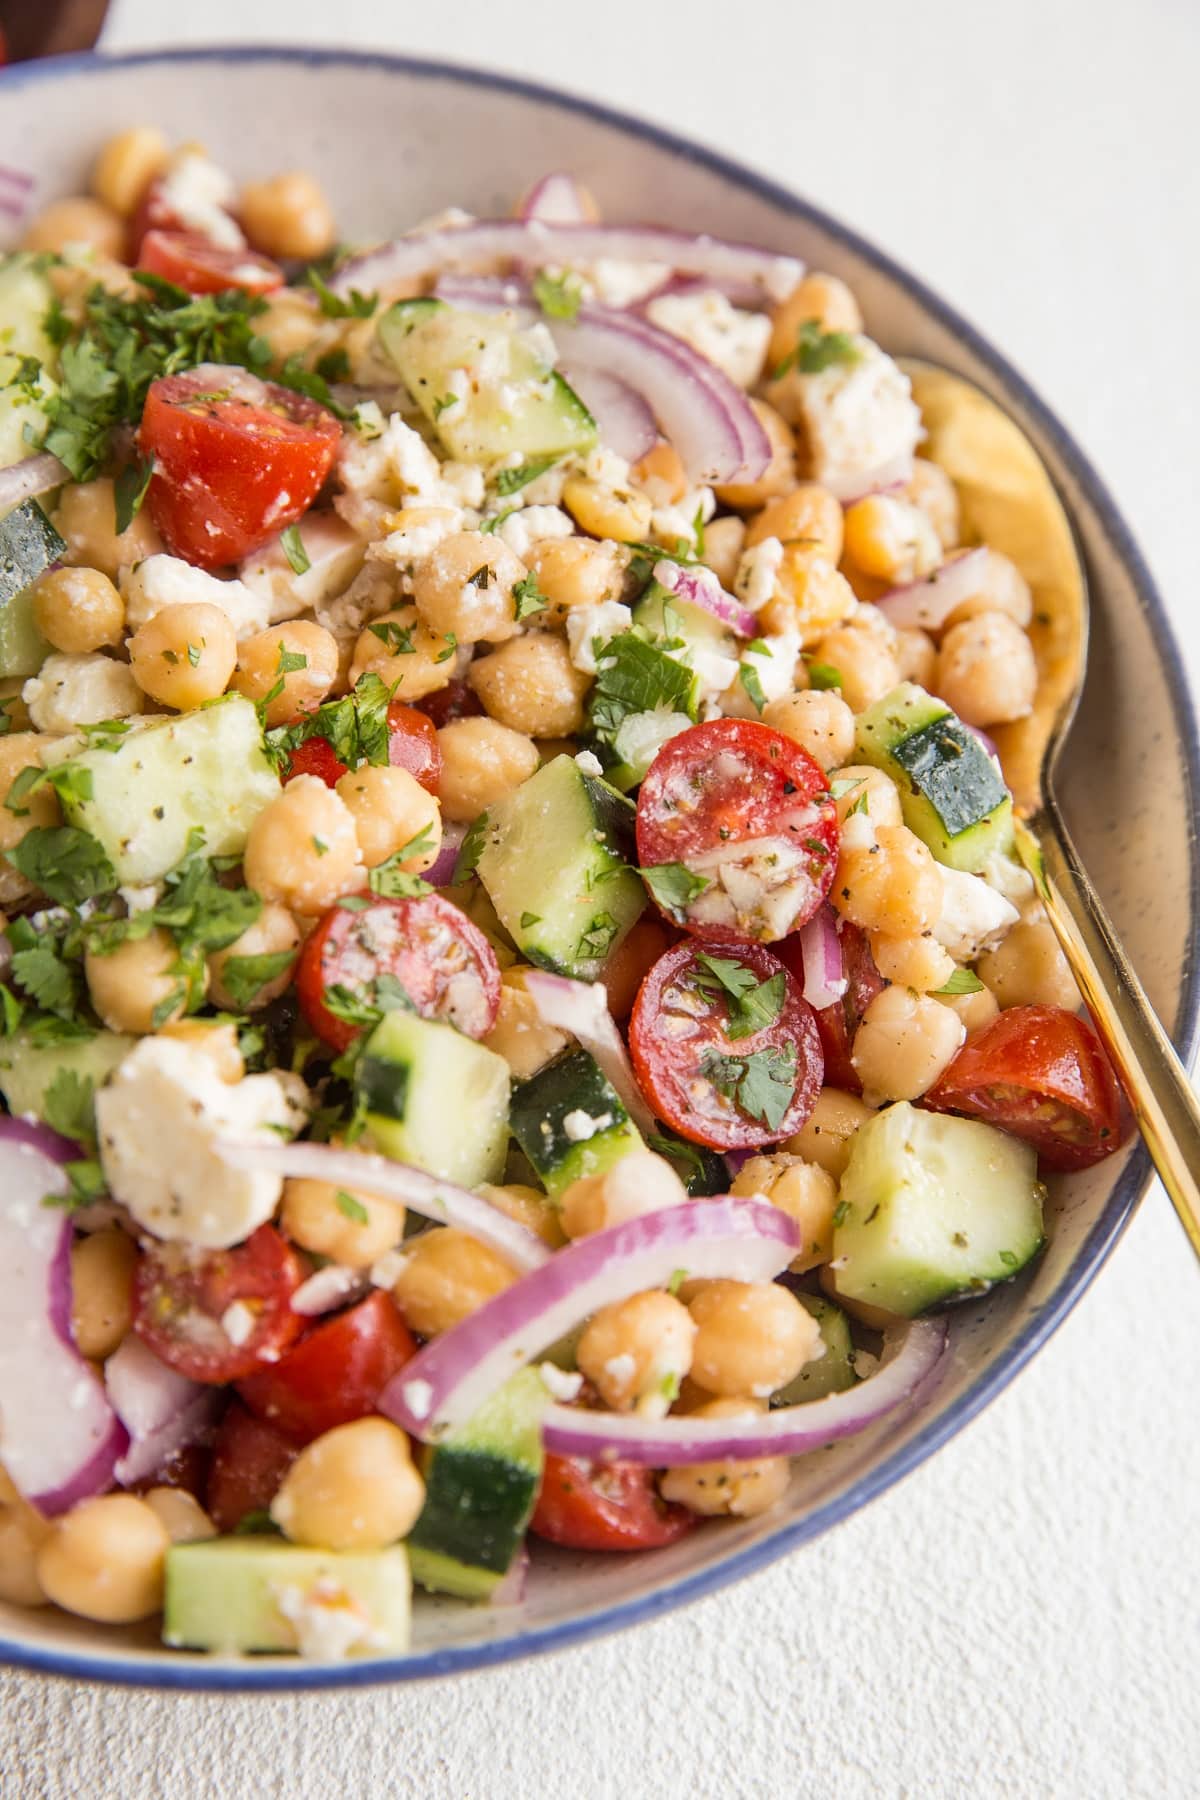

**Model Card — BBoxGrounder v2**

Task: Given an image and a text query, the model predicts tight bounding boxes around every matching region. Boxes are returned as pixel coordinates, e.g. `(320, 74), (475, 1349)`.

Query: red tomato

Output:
(779, 918), (884, 1095)
(138, 365), (341, 570)
(413, 678), (484, 729)
(206, 1401), (301, 1533)
(636, 719), (838, 945)
(132, 1225), (307, 1384)
(530, 1453), (696, 1551)
(137, 228), (283, 296)
(387, 701), (442, 794)
(283, 735), (350, 787)
(296, 891), (502, 1053)
(629, 938), (823, 1150)
(236, 1293), (417, 1443)
(924, 1004), (1126, 1171)
(128, 175), (188, 260)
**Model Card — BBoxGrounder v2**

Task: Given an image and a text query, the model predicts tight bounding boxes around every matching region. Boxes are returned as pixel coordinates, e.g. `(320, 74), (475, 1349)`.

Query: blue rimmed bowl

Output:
(0, 43), (1195, 1692)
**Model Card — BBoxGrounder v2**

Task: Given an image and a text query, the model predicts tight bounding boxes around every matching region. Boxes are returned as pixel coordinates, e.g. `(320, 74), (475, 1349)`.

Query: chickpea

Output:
(242, 776), (363, 916)
(894, 626), (937, 687)
(904, 458), (960, 550)
(713, 400), (797, 511)
(842, 494), (942, 585)
(747, 484), (843, 566)
(760, 553), (857, 644)
(257, 287), (324, 362)
(784, 1087), (873, 1179)
(91, 125), (169, 216)
(701, 514), (747, 590)
(476, 1183), (566, 1249)
(943, 548), (1033, 629)
(410, 532), (527, 645)
(32, 566), (125, 654)
(336, 765), (441, 872)
(810, 624), (899, 715)
(129, 601), (237, 710)
(436, 716), (539, 823)
(232, 622), (339, 727)
(36, 1495), (169, 1623)
(348, 604), (456, 702)
(976, 913), (1079, 1011)
(659, 1398), (791, 1518)
(729, 1154), (838, 1273)
(467, 635), (591, 738)
(85, 927), (197, 1034)
(270, 1419), (424, 1552)
(159, 1017), (245, 1082)
(560, 1151), (688, 1239)
(834, 822), (943, 937)
(0, 678), (31, 735)
(577, 1291), (696, 1416)
(482, 965), (571, 1079)
(768, 272), (863, 370)
(0, 1496), (53, 1607)
(0, 732), (61, 860)
(143, 1488), (217, 1546)
(937, 980), (1001, 1034)
(206, 902), (300, 1012)
(70, 1228), (136, 1361)
(281, 1174), (403, 1270)
(630, 441), (688, 506)
(23, 196), (124, 259)
(830, 764), (903, 830)
(763, 689), (855, 770)
(239, 171), (337, 261)
(935, 612), (1037, 728)
(53, 478), (164, 583)
(392, 1228), (519, 1337)
(562, 474), (652, 543)
(529, 536), (626, 623)
(851, 983), (966, 1102)
(688, 1280), (819, 1398)
(868, 929), (956, 993)
(598, 915), (671, 1020)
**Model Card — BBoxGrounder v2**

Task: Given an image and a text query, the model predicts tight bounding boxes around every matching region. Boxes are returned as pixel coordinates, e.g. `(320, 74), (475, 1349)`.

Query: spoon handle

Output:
(1016, 810), (1200, 1258)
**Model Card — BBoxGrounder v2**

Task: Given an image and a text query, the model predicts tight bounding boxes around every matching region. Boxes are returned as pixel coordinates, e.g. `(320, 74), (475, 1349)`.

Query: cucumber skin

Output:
(510, 1047), (644, 1197)
(0, 501), (63, 676)
(772, 1295), (858, 1405)
(358, 1009), (510, 1189)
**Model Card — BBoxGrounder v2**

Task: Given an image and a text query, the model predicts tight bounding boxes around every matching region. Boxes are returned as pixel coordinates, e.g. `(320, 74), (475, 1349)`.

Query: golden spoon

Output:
(901, 359), (1200, 1257)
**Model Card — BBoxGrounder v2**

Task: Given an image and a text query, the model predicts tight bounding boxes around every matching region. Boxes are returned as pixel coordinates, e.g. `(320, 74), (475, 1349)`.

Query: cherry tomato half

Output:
(924, 1003), (1126, 1171)
(386, 701), (442, 794)
(137, 228), (284, 297)
(412, 678), (484, 729)
(283, 735), (350, 787)
(236, 1293), (417, 1444)
(636, 719), (838, 946)
(296, 891), (502, 1053)
(629, 938), (823, 1150)
(779, 917), (884, 1095)
(138, 364), (341, 570)
(206, 1401), (301, 1534)
(132, 1225), (307, 1384)
(530, 1452), (696, 1551)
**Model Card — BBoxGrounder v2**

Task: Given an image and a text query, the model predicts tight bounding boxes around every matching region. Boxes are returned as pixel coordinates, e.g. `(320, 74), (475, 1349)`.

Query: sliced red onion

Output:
(543, 1319), (948, 1463)
(876, 547), (989, 631)
(105, 1335), (219, 1489)
(0, 451), (69, 512)
(216, 1138), (550, 1274)
(383, 1198), (797, 1441)
(635, 271), (769, 311)
(825, 452), (915, 505)
(0, 165), (34, 190)
(653, 559), (756, 638)
(521, 970), (658, 1138)
(427, 819), (467, 888)
(796, 904), (847, 1010)
(0, 1120), (127, 1514)
(557, 366), (657, 464)
(333, 221), (801, 305)
(519, 174), (591, 226)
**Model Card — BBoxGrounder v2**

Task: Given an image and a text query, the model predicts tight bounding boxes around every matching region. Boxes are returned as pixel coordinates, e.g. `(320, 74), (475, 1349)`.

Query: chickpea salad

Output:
(0, 137), (1127, 1660)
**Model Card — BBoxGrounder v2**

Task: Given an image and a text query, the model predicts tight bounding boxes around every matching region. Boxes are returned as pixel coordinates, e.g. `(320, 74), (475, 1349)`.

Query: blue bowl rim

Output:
(1, 40), (1196, 1694)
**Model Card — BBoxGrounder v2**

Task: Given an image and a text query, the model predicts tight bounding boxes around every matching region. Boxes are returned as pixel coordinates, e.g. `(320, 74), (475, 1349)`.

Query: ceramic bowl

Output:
(0, 45), (1195, 1691)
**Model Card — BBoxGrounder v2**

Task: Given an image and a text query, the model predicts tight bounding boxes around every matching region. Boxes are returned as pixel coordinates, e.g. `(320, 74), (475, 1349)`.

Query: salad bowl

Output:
(0, 43), (1195, 1690)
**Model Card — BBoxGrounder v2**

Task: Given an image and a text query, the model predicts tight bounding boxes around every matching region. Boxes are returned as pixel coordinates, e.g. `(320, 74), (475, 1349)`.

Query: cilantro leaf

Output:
(589, 631), (698, 747)
(701, 1042), (798, 1133)
(932, 968), (986, 996)
(335, 1188), (370, 1225)
(807, 662), (843, 691)
(43, 1157), (107, 1212)
(0, 983), (23, 1034)
(217, 949), (298, 1012)
(41, 1068), (97, 1147)
(280, 523), (310, 575)
(113, 454), (155, 534)
(772, 319), (861, 380)
(494, 457), (556, 497)
(9, 942), (80, 1019)
(306, 268), (377, 319)
(512, 572), (548, 621)
(640, 862), (710, 916)
(738, 662), (766, 715)
(532, 270), (582, 320)
(5, 826), (116, 906)
(693, 953), (786, 1042)
(367, 829), (434, 899)
(265, 672), (393, 775)
(453, 812), (490, 883)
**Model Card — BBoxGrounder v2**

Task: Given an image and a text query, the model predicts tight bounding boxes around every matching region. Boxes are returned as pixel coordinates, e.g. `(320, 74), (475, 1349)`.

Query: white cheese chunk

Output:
(789, 337), (922, 490)
(240, 515), (367, 624)
(934, 866), (1020, 962)
(497, 504), (574, 560)
(566, 601), (633, 674)
(645, 291), (772, 389)
(23, 653), (144, 733)
(122, 554), (270, 640)
(156, 149), (245, 251)
(734, 536), (784, 612)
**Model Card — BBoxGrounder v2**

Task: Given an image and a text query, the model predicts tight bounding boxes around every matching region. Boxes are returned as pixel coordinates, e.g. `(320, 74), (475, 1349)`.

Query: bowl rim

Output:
(1, 40), (1197, 1694)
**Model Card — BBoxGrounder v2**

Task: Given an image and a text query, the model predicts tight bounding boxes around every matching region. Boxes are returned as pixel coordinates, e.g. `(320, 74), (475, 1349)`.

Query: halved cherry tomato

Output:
(779, 918), (884, 1095)
(530, 1452), (696, 1551)
(283, 735), (349, 788)
(925, 1003), (1126, 1171)
(128, 175), (188, 260)
(138, 228), (283, 296)
(296, 891), (501, 1052)
(132, 1225), (307, 1384)
(236, 1293), (417, 1443)
(413, 678), (484, 729)
(138, 365), (341, 569)
(629, 938), (823, 1149)
(636, 719), (838, 945)
(387, 701), (441, 794)
(206, 1401), (301, 1533)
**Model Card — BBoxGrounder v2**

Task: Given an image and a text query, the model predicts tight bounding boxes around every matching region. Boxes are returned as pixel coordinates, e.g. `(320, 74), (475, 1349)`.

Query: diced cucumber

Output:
(357, 1008), (510, 1188)
(510, 1046), (644, 1198)
(0, 256), (59, 470)
(475, 753), (646, 980)
(0, 499), (63, 677)
(0, 1028), (134, 1125)
(632, 581), (738, 662)
(58, 696), (280, 884)
(772, 1295), (858, 1405)
(646, 1129), (730, 1196)
(377, 300), (596, 463)
(604, 708), (693, 792)
(855, 682), (1014, 872)
(0, 587), (50, 679)
(407, 1369), (544, 1599)
(162, 1539), (411, 1655)
(833, 1101), (1044, 1316)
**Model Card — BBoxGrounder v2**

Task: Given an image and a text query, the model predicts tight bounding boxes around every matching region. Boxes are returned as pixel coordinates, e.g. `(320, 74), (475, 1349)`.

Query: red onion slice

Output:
(427, 819), (466, 888)
(105, 1336), (219, 1489)
(795, 904), (847, 1010)
(217, 1138), (550, 1274)
(521, 970), (658, 1138)
(0, 165), (34, 190)
(541, 1318), (947, 1462)
(518, 174), (591, 226)
(383, 1198), (797, 1441)
(654, 559), (757, 638)
(824, 452), (915, 505)
(0, 1120), (127, 1514)
(0, 452), (69, 513)
(557, 366), (657, 465)
(876, 547), (989, 630)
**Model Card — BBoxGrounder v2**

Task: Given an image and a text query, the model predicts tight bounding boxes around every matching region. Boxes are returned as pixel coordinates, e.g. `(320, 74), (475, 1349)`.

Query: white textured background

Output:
(4, 2), (1200, 1795)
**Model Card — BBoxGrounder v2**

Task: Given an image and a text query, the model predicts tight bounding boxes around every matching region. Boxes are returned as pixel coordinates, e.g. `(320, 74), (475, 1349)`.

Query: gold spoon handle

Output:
(1016, 811), (1200, 1257)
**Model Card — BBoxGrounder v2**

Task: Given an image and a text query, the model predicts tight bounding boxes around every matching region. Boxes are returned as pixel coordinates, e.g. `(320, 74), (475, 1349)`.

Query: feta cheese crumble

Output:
(122, 554), (270, 640)
(23, 653), (144, 733)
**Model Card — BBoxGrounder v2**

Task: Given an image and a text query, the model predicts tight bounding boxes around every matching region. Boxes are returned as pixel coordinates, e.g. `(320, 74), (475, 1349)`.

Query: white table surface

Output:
(4, 2), (1199, 1794)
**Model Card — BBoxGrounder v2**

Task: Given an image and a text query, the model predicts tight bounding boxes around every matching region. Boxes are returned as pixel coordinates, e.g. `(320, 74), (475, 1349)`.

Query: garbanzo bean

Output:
(729, 1154), (838, 1273)
(0, 1497), (52, 1607)
(281, 1174), (404, 1270)
(868, 929), (956, 993)
(239, 171), (336, 261)
(688, 1280), (819, 1398)
(475, 1183), (566, 1249)
(894, 625), (937, 687)
(143, 1488), (217, 1545)
(36, 1494), (169, 1623)
(762, 689), (855, 770)
(257, 287), (325, 361)
(768, 271), (863, 369)
(33, 566), (125, 654)
(842, 494), (942, 585)
(759, 552), (857, 643)
(562, 474), (652, 543)
(232, 621), (339, 727)
(0, 732), (61, 862)
(270, 1419), (424, 1552)
(336, 765), (441, 872)
(701, 514), (747, 590)
(85, 927), (197, 1034)
(976, 913), (1079, 1011)
(412, 532), (527, 644)
(630, 441), (688, 505)
(903, 458), (960, 549)
(810, 624), (900, 714)
(206, 902), (300, 1012)
(53, 478), (164, 582)
(783, 1087), (874, 1179)
(834, 821), (942, 936)
(392, 1228), (520, 1337)
(659, 1397), (791, 1518)
(713, 400), (798, 511)
(851, 984), (966, 1102)
(830, 764), (903, 830)
(70, 1228), (136, 1361)
(527, 535), (626, 625)
(942, 547), (1033, 628)
(436, 716), (539, 822)
(467, 634), (591, 738)
(577, 1291), (697, 1416)
(90, 125), (169, 216)
(348, 604), (456, 702)
(482, 965), (572, 1079)
(23, 196), (124, 259)
(934, 612), (1037, 727)
(746, 484), (843, 565)
(242, 776), (363, 916)
(559, 1151), (688, 1239)
(129, 601), (237, 710)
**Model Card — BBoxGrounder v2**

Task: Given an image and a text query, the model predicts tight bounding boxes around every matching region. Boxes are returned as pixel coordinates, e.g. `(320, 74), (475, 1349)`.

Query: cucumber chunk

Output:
(855, 683), (1014, 872)
(358, 1008), (510, 1188)
(378, 300), (596, 463)
(632, 581), (738, 662)
(163, 1539), (411, 1654)
(772, 1295), (858, 1405)
(0, 499), (63, 677)
(833, 1101), (1044, 1316)
(475, 753), (646, 980)
(510, 1046), (644, 1198)
(58, 696), (280, 884)
(0, 255), (59, 470)
(0, 1028), (134, 1124)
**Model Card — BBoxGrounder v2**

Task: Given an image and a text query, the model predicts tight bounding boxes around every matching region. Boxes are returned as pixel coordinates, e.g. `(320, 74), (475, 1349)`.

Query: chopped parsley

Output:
(217, 949), (298, 1011)
(932, 968), (986, 996)
(737, 662), (766, 715)
(772, 318), (861, 381)
(693, 953), (786, 1041)
(639, 861), (710, 915)
(280, 523), (311, 575)
(512, 572), (549, 621)
(807, 661), (843, 691)
(700, 1042), (798, 1134)
(495, 457), (557, 497)
(532, 270), (583, 321)
(40, 1067), (98, 1146)
(453, 812), (490, 882)
(113, 454), (155, 534)
(306, 268), (377, 319)
(265, 671), (393, 775)
(369, 619), (416, 654)
(335, 1188), (370, 1225)
(577, 912), (619, 961)
(5, 826), (116, 908)
(588, 630), (698, 747)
